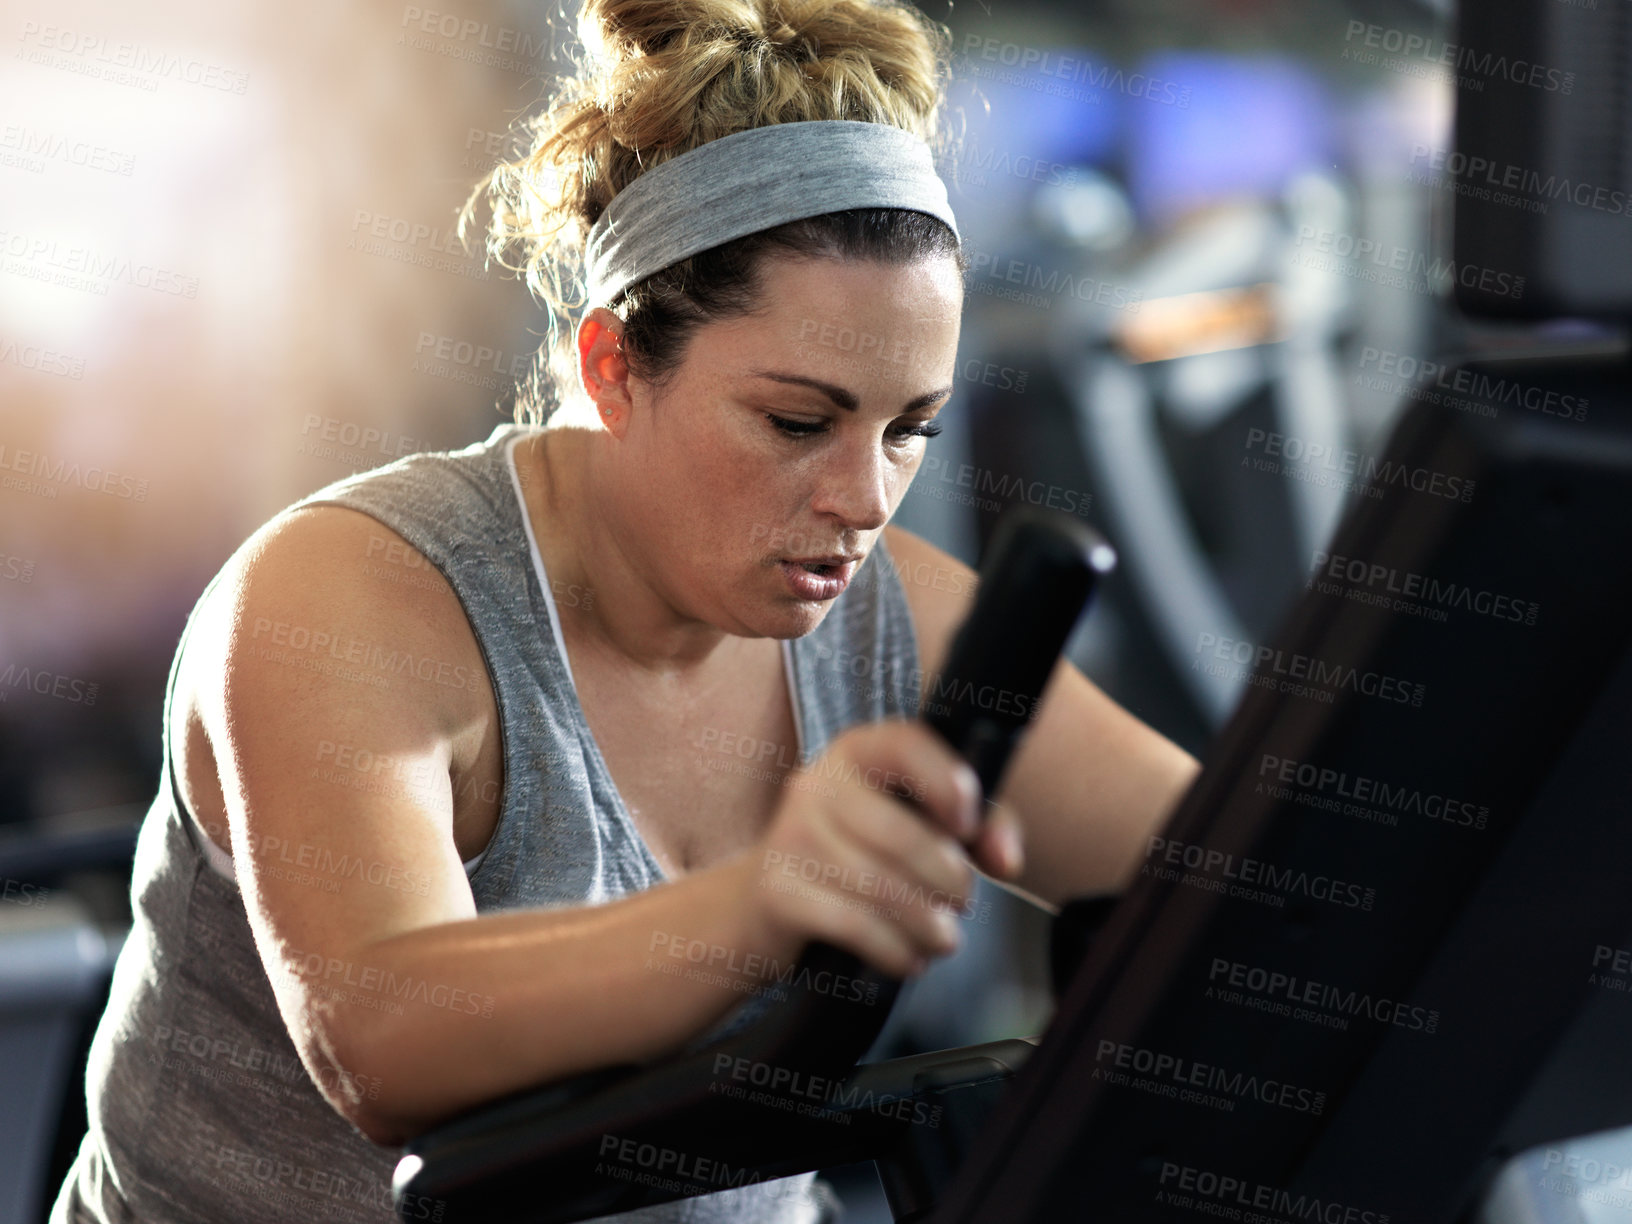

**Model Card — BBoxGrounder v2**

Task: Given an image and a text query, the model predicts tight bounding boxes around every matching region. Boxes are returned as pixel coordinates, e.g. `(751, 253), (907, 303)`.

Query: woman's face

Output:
(597, 252), (963, 641)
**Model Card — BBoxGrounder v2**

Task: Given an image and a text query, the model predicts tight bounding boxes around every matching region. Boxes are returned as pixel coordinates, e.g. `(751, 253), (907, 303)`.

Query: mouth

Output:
(777, 554), (862, 600)
(783, 554), (861, 574)
(786, 554), (862, 574)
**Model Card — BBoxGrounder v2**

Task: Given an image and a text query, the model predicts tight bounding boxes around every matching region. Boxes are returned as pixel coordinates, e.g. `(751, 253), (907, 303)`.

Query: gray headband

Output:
(583, 119), (959, 308)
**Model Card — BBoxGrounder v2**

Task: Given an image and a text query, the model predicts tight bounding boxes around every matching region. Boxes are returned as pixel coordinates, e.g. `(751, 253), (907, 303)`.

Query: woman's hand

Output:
(729, 718), (1024, 979)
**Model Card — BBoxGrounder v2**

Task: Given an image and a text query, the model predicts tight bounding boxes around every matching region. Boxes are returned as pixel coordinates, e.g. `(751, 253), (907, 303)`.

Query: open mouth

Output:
(778, 557), (857, 601)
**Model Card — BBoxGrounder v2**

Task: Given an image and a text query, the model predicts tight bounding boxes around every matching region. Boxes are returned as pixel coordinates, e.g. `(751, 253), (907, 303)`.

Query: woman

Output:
(52, 0), (1200, 1220)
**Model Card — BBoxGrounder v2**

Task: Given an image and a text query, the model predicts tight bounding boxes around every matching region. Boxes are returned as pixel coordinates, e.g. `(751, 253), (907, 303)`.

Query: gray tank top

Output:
(51, 422), (923, 1224)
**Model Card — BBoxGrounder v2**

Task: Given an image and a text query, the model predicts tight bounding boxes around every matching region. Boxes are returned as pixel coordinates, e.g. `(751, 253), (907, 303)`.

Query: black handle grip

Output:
(921, 507), (1117, 798)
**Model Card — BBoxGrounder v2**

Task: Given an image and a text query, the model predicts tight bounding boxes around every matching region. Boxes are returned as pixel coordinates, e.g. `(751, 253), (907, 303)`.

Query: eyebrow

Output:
(746, 369), (954, 414)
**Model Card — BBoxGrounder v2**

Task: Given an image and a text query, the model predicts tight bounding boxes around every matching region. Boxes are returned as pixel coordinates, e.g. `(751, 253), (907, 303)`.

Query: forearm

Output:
(1096, 746), (1202, 893)
(323, 854), (797, 1144)
(1018, 737), (1202, 907)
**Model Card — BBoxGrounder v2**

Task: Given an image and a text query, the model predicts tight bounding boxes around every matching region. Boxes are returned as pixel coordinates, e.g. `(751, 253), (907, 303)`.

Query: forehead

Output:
(711, 254), (964, 386)
(757, 252), (963, 318)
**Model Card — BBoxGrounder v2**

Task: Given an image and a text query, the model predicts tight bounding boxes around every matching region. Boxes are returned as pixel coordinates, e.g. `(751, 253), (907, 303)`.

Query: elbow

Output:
(343, 1067), (416, 1149)
(307, 1004), (425, 1148)
(332, 1063), (424, 1149)
(354, 1110), (417, 1150)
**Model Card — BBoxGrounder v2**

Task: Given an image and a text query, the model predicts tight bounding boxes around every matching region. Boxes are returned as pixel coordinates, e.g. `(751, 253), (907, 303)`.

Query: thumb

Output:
(972, 798), (1024, 882)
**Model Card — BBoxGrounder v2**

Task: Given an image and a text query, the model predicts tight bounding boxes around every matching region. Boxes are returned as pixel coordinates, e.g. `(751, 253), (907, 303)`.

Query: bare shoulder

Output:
(172, 503), (499, 858)
(182, 504), (491, 728)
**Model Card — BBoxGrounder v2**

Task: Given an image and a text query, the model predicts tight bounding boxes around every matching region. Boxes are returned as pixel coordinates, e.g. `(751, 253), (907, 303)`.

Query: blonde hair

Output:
(458, 0), (961, 424)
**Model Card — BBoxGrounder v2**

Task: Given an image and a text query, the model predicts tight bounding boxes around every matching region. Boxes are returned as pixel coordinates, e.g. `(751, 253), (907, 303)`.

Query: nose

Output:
(807, 429), (894, 534)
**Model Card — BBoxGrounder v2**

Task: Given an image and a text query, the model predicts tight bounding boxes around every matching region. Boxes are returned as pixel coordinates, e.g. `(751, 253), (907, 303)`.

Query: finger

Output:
(970, 800), (1024, 882)
(783, 802), (963, 964)
(826, 787), (974, 905)
(830, 904), (931, 980)
(834, 720), (983, 843)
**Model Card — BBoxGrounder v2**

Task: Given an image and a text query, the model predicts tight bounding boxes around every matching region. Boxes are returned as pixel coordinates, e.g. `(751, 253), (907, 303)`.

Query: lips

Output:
(786, 554), (862, 571)
(777, 556), (860, 601)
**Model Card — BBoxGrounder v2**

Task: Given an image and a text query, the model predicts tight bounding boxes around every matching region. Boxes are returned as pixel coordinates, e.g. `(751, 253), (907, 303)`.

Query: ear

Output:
(576, 308), (632, 433)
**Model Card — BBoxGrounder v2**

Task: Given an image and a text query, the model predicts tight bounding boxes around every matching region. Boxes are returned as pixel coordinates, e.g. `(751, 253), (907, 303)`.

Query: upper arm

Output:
(880, 525), (978, 676)
(190, 505), (495, 1121)
(882, 524), (1200, 906)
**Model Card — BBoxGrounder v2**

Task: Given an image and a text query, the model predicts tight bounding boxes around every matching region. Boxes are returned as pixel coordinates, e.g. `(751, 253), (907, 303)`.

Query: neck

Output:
(523, 416), (749, 681)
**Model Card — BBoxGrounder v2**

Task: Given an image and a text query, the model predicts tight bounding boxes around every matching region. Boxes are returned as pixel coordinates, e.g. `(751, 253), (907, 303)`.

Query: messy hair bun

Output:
(459, 0), (962, 424)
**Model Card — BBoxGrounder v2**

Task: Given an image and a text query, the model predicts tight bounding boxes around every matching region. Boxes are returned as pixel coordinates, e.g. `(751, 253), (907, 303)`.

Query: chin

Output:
(738, 598), (831, 641)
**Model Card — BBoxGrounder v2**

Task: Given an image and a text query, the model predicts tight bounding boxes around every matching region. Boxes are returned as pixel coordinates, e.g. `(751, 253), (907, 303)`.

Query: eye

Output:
(889, 421), (943, 440)
(763, 414), (943, 441)
(765, 414), (826, 438)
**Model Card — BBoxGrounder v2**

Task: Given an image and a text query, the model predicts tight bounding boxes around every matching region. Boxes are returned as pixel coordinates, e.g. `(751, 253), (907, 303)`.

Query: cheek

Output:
(658, 424), (782, 558)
